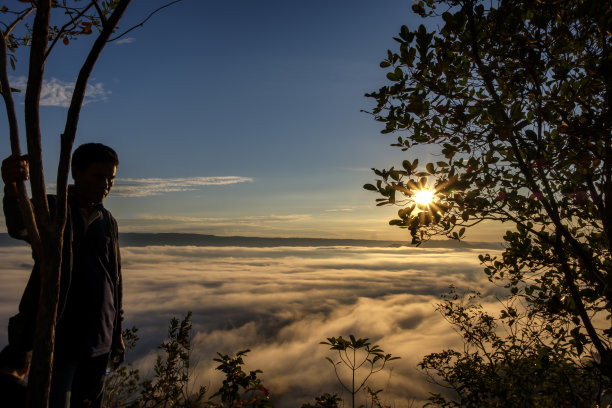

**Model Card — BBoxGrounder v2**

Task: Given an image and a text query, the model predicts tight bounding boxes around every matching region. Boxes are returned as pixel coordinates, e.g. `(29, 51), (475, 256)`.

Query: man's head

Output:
(71, 143), (119, 205)
(0, 345), (31, 379)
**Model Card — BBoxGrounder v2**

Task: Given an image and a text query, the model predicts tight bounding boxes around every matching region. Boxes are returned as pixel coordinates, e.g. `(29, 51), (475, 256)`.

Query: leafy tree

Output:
(419, 287), (605, 407)
(1, 2), (179, 406)
(365, 0), (610, 390)
(321, 335), (399, 408)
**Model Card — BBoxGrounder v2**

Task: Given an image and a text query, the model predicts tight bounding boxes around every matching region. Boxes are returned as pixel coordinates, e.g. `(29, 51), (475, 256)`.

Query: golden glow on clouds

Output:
(0, 244), (503, 407)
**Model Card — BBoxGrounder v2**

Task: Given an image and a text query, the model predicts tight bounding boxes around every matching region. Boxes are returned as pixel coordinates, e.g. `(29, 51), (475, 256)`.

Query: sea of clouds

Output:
(0, 243), (505, 407)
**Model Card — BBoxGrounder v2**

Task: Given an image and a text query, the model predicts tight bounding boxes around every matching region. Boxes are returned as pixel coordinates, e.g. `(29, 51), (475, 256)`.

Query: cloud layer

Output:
(112, 176), (254, 197)
(0, 244), (503, 407)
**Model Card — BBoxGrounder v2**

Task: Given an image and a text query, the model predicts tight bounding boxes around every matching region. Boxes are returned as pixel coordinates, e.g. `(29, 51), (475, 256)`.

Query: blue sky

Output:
(1, 0), (505, 241)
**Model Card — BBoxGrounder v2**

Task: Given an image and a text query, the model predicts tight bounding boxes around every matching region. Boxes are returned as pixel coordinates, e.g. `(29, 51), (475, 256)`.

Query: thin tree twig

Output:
(107, 0), (182, 42)
(3, 6), (36, 35)
(44, 2), (96, 61)
(92, 0), (107, 26)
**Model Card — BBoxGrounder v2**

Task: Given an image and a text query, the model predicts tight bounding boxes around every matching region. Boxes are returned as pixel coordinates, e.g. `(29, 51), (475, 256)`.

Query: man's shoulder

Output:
(102, 207), (118, 224)
(100, 207), (119, 241)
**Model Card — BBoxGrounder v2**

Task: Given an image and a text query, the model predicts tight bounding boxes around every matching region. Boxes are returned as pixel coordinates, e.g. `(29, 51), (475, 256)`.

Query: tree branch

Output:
(0, 37), (22, 154)
(0, 25), (42, 255)
(91, 0), (107, 26)
(464, 0), (608, 299)
(44, 2), (96, 61)
(107, 0), (182, 42)
(3, 6), (35, 35)
(555, 232), (608, 363)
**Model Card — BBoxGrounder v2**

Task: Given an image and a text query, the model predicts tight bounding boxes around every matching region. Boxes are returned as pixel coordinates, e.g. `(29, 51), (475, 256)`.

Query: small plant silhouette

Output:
(103, 312), (206, 407)
(321, 335), (399, 408)
(102, 326), (141, 407)
(211, 349), (272, 407)
(300, 392), (342, 408)
(136, 311), (206, 407)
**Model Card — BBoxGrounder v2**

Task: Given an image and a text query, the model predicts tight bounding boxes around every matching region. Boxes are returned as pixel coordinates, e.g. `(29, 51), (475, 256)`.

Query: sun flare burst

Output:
(414, 189), (435, 206)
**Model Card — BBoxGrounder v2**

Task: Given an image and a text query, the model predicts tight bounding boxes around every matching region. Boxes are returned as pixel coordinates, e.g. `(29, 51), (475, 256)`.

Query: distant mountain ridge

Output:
(0, 232), (503, 249)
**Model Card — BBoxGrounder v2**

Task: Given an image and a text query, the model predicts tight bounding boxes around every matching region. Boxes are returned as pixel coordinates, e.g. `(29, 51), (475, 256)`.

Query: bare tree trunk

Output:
(27, 244), (62, 408)
(23, 1), (55, 406)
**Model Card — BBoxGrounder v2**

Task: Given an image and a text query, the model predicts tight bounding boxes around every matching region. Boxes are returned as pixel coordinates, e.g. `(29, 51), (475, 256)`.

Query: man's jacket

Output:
(3, 188), (123, 353)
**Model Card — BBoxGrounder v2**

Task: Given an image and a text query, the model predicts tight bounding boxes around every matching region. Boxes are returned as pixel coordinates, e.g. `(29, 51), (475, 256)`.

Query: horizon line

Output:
(0, 232), (504, 250)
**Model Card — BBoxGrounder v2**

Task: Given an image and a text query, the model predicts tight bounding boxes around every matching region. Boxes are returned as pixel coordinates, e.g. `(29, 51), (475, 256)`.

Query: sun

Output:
(413, 189), (435, 206)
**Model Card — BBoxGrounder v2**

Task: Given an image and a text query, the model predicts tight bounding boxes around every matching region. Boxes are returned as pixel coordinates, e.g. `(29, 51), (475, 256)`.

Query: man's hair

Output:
(71, 143), (119, 173)
(0, 345), (31, 371)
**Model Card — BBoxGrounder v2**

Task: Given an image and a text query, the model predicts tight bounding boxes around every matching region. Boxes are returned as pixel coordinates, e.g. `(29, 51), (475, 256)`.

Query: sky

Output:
(0, 0), (507, 242)
(1, 3), (609, 407)
(0, 0), (548, 408)
(0, 2), (515, 406)
(0, 243), (507, 406)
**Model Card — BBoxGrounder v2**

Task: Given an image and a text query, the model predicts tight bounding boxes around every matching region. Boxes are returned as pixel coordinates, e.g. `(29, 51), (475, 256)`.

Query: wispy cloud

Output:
(123, 213), (311, 225)
(115, 37), (136, 45)
(10, 76), (110, 107)
(116, 213), (314, 237)
(112, 176), (254, 197)
(342, 167), (374, 172)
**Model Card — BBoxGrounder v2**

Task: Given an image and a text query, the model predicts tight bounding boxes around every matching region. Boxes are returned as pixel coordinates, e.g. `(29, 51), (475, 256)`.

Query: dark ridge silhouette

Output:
(0, 233), (28, 247)
(0, 232), (503, 249)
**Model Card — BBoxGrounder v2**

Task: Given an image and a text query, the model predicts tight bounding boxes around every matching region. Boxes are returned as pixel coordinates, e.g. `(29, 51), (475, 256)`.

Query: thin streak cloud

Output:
(123, 213), (311, 225)
(112, 176), (254, 197)
(115, 37), (136, 45)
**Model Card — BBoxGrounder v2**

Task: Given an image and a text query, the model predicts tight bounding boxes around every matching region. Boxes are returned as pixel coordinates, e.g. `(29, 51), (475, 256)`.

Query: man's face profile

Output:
(73, 162), (117, 205)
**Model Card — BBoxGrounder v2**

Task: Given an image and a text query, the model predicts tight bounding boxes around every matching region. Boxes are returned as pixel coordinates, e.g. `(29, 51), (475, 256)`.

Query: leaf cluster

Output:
(211, 349), (272, 408)
(1, 1), (123, 67)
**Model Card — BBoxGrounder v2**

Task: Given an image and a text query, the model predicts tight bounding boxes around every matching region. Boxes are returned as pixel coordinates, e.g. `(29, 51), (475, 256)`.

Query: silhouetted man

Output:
(0, 344), (31, 407)
(2, 143), (125, 408)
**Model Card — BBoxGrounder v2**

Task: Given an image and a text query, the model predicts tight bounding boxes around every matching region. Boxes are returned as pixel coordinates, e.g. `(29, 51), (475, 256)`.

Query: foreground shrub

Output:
(102, 312), (271, 407)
